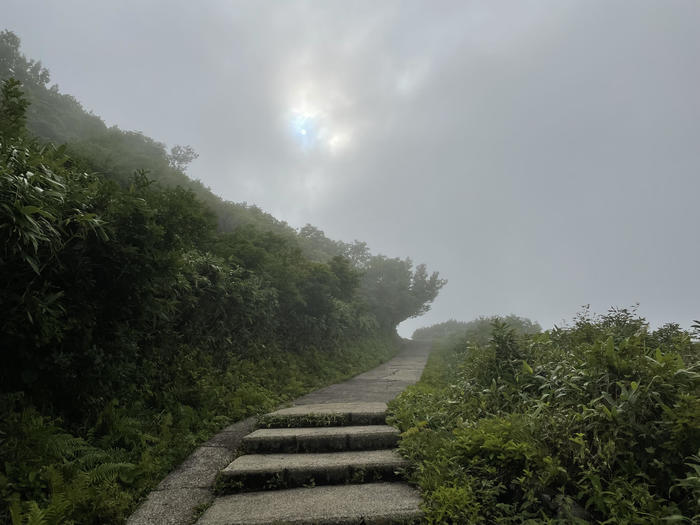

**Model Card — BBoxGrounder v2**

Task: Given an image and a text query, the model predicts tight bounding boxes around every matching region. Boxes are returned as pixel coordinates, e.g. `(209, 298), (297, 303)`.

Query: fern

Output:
(43, 493), (72, 525)
(25, 503), (47, 525)
(8, 496), (72, 525)
(8, 495), (23, 525)
(42, 432), (89, 461)
(88, 462), (136, 484)
(73, 448), (110, 469)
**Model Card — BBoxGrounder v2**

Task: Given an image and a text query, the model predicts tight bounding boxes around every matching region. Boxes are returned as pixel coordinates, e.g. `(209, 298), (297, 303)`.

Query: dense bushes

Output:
(2, 333), (398, 524)
(390, 309), (699, 523)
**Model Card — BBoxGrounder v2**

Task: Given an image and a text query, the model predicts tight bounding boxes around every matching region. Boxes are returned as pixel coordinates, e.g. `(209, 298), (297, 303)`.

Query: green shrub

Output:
(390, 310), (700, 523)
(1, 333), (400, 524)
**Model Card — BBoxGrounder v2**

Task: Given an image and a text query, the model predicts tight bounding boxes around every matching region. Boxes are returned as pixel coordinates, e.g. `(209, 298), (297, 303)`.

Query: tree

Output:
(0, 31), (47, 86)
(0, 77), (29, 138)
(167, 144), (198, 172)
(360, 256), (446, 328)
(344, 240), (371, 268)
(298, 224), (346, 262)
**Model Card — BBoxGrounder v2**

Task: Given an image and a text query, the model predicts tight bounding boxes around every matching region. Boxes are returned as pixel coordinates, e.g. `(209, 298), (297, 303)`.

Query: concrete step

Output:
(259, 402), (387, 428)
(242, 425), (400, 454)
(197, 482), (422, 524)
(216, 449), (408, 493)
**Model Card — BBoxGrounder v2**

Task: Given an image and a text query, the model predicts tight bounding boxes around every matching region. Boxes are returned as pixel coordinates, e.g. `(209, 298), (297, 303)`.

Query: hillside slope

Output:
(0, 30), (445, 524)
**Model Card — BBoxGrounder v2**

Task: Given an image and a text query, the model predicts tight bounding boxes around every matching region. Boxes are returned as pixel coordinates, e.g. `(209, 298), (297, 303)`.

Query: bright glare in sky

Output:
(287, 88), (352, 154)
(290, 110), (318, 149)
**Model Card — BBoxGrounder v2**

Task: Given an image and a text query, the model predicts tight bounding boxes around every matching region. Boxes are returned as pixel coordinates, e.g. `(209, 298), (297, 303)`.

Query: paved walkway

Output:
(127, 339), (431, 525)
(293, 339), (431, 405)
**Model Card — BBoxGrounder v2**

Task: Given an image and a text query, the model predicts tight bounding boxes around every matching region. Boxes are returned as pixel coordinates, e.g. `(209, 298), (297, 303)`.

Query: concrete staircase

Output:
(197, 402), (422, 524)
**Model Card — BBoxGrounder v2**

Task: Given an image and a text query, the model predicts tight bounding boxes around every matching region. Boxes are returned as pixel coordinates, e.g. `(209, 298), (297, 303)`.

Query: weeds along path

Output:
(128, 340), (432, 525)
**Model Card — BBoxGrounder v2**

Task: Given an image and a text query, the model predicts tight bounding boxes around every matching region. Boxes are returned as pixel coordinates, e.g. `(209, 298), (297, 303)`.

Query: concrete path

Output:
(294, 340), (431, 405)
(127, 339), (431, 525)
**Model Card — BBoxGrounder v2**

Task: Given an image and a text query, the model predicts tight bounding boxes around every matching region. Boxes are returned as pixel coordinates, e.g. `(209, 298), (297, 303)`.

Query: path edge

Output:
(126, 417), (255, 525)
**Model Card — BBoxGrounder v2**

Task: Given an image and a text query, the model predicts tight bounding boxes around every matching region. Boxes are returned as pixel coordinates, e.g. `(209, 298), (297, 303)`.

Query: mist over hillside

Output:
(5, 0), (699, 336)
(2, 1), (699, 522)
(0, 30), (445, 523)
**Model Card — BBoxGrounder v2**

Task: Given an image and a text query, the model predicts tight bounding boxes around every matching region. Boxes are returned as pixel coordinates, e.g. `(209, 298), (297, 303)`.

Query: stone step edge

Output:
(198, 482), (423, 525)
(259, 402), (388, 428)
(215, 451), (408, 493)
(242, 425), (400, 453)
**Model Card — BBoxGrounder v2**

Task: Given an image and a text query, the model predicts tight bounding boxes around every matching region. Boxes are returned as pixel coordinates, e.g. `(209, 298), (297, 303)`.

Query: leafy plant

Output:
(390, 310), (700, 523)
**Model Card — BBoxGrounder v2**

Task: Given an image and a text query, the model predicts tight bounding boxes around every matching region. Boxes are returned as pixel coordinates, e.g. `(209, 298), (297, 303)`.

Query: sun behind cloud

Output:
(285, 83), (352, 154)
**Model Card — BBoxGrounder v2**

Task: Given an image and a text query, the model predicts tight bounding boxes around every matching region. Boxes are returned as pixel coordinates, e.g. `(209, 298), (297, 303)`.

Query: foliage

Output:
(166, 144), (198, 172)
(359, 256), (446, 329)
(390, 309), (700, 523)
(0, 78), (28, 139)
(295, 224), (445, 328)
(1, 333), (398, 525)
(412, 315), (542, 343)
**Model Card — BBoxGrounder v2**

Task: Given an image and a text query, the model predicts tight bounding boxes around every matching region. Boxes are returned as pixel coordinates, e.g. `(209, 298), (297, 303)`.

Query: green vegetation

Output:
(390, 309), (699, 523)
(412, 315), (542, 343)
(0, 31), (445, 524)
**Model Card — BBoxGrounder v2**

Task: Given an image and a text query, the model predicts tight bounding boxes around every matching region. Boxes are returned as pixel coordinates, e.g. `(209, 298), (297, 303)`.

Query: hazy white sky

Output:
(6, 0), (700, 336)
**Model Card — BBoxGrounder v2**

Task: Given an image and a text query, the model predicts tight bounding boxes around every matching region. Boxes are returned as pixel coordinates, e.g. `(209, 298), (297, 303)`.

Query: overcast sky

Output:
(6, 0), (699, 336)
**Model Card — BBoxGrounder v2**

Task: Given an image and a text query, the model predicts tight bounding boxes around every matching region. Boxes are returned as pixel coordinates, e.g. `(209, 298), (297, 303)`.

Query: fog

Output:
(6, 0), (699, 336)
